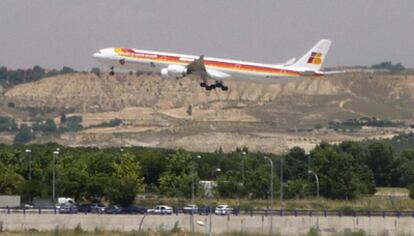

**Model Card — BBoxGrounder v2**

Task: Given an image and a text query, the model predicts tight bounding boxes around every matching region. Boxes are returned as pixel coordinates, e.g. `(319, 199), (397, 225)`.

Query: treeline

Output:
(0, 66), (77, 87)
(370, 62), (406, 72)
(2, 136), (414, 206)
(328, 117), (405, 132)
(0, 115), (122, 144)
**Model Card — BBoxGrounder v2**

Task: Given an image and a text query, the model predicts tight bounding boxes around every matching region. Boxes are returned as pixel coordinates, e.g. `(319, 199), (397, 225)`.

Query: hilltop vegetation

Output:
(0, 65), (77, 87)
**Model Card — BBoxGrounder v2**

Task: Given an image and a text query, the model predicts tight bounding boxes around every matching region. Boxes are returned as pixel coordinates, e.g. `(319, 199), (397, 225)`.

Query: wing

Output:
(187, 56), (206, 75)
(186, 56), (231, 80)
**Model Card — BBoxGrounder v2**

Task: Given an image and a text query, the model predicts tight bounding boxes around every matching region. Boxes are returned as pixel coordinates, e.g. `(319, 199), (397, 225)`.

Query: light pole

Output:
(264, 156), (274, 236)
(25, 149), (32, 204)
(209, 167), (221, 236)
(280, 158), (284, 205)
(308, 170), (319, 198)
(305, 150), (310, 174)
(120, 148), (124, 163)
(25, 149), (32, 181)
(241, 151), (247, 184)
(191, 155), (201, 233)
(192, 155), (202, 205)
(52, 150), (59, 205)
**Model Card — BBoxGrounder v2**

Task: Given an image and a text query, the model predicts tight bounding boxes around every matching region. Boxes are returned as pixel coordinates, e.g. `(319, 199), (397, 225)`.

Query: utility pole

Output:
(52, 150), (59, 205)
(25, 149), (32, 181)
(264, 156), (274, 236)
(209, 167), (221, 236)
(280, 157), (284, 204)
(25, 149), (32, 204)
(191, 155), (201, 233)
(242, 151), (247, 184)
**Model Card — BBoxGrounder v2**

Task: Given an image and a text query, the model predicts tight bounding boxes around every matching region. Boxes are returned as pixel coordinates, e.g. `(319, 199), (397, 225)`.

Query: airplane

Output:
(93, 39), (333, 91)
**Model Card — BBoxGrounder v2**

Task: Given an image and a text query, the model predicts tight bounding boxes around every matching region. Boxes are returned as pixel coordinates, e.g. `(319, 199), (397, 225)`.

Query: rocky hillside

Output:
(3, 72), (414, 152)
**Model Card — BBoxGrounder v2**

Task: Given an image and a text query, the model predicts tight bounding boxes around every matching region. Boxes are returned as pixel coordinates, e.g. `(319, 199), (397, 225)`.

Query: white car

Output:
(215, 205), (233, 215)
(148, 205), (173, 215)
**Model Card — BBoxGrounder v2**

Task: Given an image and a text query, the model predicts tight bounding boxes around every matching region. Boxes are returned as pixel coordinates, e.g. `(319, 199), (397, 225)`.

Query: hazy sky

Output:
(0, 0), (413, 70)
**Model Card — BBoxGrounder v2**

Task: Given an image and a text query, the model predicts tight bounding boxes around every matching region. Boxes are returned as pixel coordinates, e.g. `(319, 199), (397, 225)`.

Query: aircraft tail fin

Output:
(290, 39), (331, 71)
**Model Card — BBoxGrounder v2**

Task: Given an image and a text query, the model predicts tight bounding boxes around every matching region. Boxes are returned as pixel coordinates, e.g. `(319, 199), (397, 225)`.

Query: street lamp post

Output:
(280, 158), (284, 204)
(191, 155), (201, 233)
(191, 155), (201, 205)
(25, 149), (32, 204)
(308, 170), (320, 198)
(280, 157), (284, 206)
(25, 149), (32, 181)
(241, 151), (247, 184)
(264, 156), (274, 236)
(52, 150), (59, 205)
(209, 167), (221, 236)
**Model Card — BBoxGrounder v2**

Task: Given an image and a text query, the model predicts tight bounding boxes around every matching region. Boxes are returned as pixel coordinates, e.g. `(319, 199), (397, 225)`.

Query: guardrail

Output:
(1, 207), (414, 218)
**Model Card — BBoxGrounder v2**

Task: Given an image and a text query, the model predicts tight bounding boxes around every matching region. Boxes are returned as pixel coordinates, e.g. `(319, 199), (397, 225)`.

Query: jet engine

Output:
(161, 65), (188, 79)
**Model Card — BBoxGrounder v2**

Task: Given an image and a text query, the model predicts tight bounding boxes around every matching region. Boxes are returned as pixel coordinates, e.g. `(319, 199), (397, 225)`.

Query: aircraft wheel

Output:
(109, 71), (115, 76)
(200, 82), (207, 87)
(214, 81), (224, 88)
(221, 86), (229, 91)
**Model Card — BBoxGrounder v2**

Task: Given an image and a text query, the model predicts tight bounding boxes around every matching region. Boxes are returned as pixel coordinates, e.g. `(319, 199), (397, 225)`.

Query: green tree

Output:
(0, 162), (24, 194)
(61, 66), (76, 74)
(0, 116), (18, 132)
(284, 147), (308, 181)
(217, 170), (243, 198)
(33, 119), (57, 134)
(159, 149), (198, 197)
(244, 162), (279, 199)
(312, 143), (374, 199)
(14, 124), (34, 143)
(84, 176), (108, 202)
(105, 178), (138, 207)
(314, 123), (323, 130)
(390, 150), (414, 187)
(56, 153), (88, 201)
(105, 153), (145, 206)
(365, 142), (393, 186)
(409, 184), (414, 199)
(284, 179), (311, 199)
(113, 153), (145, 193)
(65, 116), (83, 131)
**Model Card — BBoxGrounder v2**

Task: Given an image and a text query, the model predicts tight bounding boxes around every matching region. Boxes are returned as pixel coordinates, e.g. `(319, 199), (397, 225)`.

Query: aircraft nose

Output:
(93, 52), (101, 58)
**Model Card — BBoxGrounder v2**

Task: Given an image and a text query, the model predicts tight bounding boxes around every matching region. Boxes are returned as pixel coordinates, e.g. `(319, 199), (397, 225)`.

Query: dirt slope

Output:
(4, 73), (414, 152)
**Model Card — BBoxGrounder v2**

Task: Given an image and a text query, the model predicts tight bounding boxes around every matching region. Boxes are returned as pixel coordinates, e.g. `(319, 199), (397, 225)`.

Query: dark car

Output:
(122, 206), (147, 214)
(105, 205), (122, 214)
(78, 204), (92, 213)
(198, 205), (212, 215)
(90, 203), (105, 214)
(59, 204), (78, 214)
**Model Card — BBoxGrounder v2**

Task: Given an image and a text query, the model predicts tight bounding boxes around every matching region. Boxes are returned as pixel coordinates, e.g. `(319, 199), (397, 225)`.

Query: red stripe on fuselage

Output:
(116, 48), (301, 76)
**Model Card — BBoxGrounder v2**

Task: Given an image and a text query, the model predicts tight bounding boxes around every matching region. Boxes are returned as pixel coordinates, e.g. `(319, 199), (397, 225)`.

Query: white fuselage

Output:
(93, 47), (324, 82)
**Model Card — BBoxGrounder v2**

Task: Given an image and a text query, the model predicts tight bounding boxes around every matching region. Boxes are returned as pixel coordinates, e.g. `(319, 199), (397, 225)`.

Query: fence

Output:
(2, 207), (414, 218)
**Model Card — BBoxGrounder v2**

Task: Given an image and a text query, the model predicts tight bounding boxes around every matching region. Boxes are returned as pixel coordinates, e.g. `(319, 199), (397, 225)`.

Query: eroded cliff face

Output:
(3, 73), (414, 152)
(4, 73), (344, 112)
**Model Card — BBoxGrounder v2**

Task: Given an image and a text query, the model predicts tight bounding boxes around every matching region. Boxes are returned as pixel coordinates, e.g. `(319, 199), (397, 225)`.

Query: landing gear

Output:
(199, 80), (228, 91)
(214, 81), (228, 91)
(109, 67), (115, 76)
